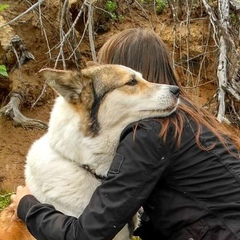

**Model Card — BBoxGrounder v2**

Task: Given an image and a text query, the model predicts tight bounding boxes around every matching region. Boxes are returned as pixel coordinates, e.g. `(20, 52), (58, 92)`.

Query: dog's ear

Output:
(86, 61), (101, 68)
(39, 68), (92, 104)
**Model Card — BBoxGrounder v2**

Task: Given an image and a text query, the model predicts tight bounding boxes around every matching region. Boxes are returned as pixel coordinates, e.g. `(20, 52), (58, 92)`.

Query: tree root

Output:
(0, 89), (48, 130)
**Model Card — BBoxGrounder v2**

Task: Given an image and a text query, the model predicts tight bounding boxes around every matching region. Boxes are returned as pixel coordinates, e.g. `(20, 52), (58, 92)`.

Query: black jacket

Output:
(18, 117), (240, 240)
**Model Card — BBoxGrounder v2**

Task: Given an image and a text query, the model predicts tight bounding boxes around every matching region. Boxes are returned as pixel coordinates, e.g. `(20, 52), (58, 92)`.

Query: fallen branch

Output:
(216, 36), (227, 123)
(224, 83), (240, 101)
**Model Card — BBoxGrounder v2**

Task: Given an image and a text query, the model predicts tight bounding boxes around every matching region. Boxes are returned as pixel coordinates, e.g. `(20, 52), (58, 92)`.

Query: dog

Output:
(0, 62), (179, 240)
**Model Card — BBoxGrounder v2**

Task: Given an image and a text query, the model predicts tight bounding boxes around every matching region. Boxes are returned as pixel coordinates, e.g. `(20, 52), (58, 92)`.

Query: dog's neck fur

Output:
(47, 97), (129, 176)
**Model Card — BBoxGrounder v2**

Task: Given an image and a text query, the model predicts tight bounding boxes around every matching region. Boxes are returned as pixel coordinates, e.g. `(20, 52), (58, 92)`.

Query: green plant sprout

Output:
(0, 192), (12, 211)
(0, 4), (9, 77)
(0, 4), (9, 11)
(106, 0), (117, 20)
(0, 65), (8, 77)
(140, 0), (167, 14)
(155, 0), (167, 14)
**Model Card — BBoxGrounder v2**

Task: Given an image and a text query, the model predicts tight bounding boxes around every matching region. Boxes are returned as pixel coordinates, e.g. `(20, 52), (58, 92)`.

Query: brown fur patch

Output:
(0, 207), (34, 240)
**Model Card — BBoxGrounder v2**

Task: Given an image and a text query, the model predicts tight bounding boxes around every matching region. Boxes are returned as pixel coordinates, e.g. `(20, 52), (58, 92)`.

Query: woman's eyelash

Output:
(126, 79), (137, 86)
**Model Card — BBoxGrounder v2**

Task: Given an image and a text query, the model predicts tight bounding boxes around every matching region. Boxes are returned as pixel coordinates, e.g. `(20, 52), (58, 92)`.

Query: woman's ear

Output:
(86, 61), (101, 68)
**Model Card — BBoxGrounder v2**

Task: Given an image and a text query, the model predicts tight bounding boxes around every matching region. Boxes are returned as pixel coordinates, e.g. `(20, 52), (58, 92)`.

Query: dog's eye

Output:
(126, 79), (137, 86)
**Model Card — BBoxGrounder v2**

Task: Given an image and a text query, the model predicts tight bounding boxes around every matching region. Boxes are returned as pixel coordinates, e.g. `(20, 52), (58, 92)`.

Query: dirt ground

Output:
(0, 0), (238, 193)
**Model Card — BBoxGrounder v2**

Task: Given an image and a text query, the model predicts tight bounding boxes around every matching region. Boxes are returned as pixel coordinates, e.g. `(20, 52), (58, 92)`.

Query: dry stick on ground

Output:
(216, 0), (240, 125)
(185, 0), (193, 86)
(87, 1), (97, 61)
(58, 0), (68, 70)
(171, 1), (179, 71)
(201, 0), (219, 46)
(55, 0), (88, 69)
(31, 1), (52, 109)
(217, 36), (229, 124)
(216, 0), (229, 124)
(226, 76), (240, 101)
(62, 0), (82, 67)
(230, 99), (240, 124)
(0, 86), (48, 129)
(227, 52), (240, 102)
(196, 22), (212, 84)
(0, 0), (45, 28)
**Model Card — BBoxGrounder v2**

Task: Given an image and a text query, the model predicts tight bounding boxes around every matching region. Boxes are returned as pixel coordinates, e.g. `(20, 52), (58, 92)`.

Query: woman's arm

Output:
(13, 121), (170, 240)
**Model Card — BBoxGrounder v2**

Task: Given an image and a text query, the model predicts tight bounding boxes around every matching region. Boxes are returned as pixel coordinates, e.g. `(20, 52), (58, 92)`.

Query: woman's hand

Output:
(9, 185), (32, 219)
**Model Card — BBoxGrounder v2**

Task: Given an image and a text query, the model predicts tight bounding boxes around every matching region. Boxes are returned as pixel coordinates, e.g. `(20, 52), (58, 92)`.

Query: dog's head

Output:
(40, 62), (179, 136)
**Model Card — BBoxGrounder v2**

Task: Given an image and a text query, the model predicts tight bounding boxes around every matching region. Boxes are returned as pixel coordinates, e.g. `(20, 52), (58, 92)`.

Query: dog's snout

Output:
(170, 86), (179, 98)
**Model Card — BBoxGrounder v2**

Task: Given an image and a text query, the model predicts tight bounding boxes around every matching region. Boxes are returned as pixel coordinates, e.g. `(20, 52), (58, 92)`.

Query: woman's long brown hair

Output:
(97, 28), (240, 150)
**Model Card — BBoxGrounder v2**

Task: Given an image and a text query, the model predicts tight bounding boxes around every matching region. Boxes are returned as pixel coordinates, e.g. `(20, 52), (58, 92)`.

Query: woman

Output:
(11, 28), (240, 240)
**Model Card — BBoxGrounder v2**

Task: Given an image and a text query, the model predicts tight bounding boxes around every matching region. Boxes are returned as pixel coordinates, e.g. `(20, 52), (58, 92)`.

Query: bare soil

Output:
(0, 0), (238, 193)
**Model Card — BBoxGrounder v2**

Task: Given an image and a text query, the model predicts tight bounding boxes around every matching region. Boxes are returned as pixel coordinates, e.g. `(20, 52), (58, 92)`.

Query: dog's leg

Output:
(0, 206), (35, 240)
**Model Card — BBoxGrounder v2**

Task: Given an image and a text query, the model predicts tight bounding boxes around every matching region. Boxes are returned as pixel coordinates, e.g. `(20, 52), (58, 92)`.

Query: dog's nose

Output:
(170, 86), (179, 98)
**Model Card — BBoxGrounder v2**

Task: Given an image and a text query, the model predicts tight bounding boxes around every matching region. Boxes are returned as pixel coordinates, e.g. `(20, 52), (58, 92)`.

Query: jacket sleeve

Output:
(17, 121), (170, 240)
